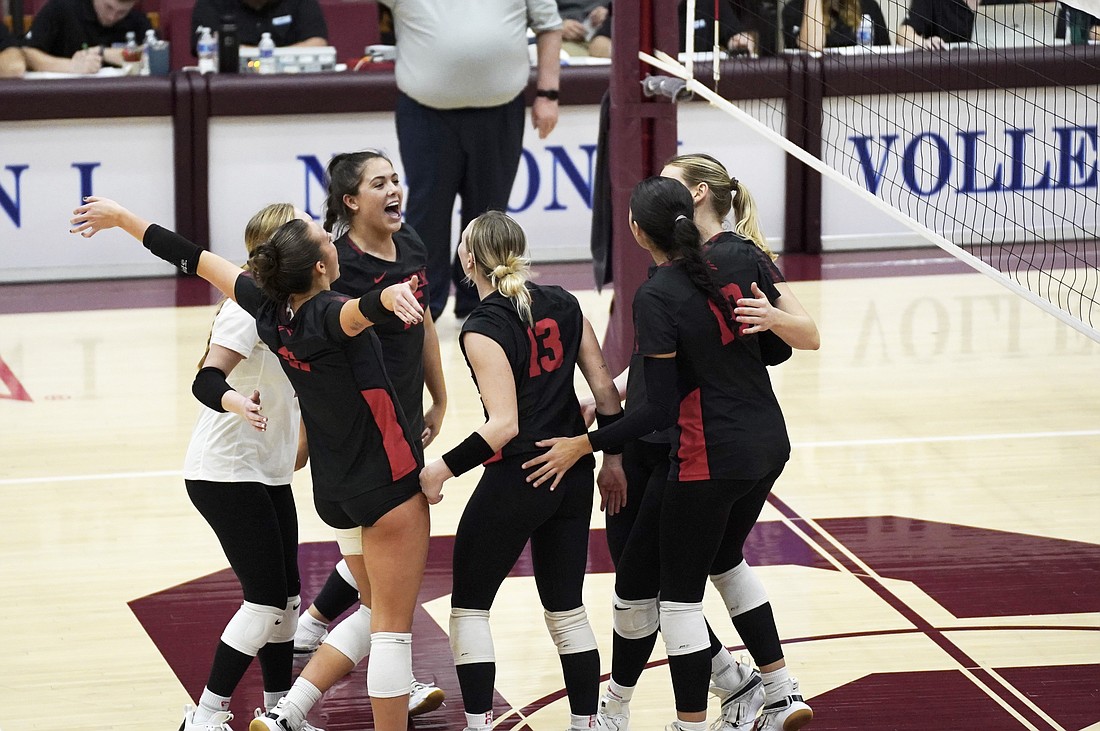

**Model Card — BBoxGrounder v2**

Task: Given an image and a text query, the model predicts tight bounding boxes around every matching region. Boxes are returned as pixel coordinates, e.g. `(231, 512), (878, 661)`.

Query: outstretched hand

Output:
(381, 274), (424, 326)
(69, 197), (131, 238)
(229, 389), (268, 432)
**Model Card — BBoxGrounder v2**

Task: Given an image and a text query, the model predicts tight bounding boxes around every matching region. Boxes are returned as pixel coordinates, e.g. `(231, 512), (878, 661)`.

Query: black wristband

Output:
(357, 289), (392, 324)
(536, 88), (559, 101)
(192, 366), (232, 413)
(442, 432), (497, 477)
(144, 224), (203, 275)
(594, 410), (625, 455)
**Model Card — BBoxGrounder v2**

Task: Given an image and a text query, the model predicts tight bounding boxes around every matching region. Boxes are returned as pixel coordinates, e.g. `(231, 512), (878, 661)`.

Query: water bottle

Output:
(122, 31), (140, 75)
(258, 32), (276, 75)
(197, 26), (217, 74)
(140, 29), (156, 75)
(857, 14), (874, 47)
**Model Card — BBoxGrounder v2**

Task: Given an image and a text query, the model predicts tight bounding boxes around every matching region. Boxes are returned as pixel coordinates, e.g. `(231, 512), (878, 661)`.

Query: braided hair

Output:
(629, 176), (734, 324)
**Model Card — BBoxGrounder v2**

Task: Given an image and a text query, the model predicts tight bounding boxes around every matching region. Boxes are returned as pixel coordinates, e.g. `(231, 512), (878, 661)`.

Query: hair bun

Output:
(491, 263), (514, 280)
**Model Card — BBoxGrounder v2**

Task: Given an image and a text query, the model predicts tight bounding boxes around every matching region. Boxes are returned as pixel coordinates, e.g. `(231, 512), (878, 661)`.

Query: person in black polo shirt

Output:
(23, 0), (151, 73)
(896, 0), (977, 48)
(0, 21), (26, 77)
(190, 0), (327, 55)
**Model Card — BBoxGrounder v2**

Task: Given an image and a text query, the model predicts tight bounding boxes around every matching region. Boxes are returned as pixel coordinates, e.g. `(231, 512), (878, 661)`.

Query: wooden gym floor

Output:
(1, 253), (1097, 731)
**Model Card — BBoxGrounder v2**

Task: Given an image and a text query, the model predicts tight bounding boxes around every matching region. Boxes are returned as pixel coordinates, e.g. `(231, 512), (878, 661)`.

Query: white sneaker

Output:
(408, 679), (446, 716)
(753, 679), (812, 731)
(710, 659), (765, 730)
(292, 623), (327, 655)
(179, 704), (233, 731)
(595, 694), (630, 730)
(248, 697), (325, 731)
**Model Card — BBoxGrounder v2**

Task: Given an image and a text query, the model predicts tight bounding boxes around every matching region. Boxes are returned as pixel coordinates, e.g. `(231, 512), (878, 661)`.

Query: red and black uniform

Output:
(331, 225), (430, 439)
(633, 256), (789, 482)
(451, 283), (598, 718)
(590, 242), (792, 713)
(234, 277), (422, 528)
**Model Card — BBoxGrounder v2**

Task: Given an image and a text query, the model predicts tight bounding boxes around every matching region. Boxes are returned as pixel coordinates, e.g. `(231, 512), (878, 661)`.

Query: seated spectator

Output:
(896, 0), (977, 48)
(558, 0), (608, 55)
(782, 0), (890, 50)
(23, 0), (151, 73)
(590, 0), (766, 58)
(190, 0), (328, 55)
(1, 21), (26, 77)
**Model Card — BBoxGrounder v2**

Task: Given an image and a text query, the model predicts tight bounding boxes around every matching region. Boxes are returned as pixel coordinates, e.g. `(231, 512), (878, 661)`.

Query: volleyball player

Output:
(418, 210), (626, 731)
(174, 203), (309, 731)
(661, 153), (819, 355)
(71, 197), (428, 731)
(290, 150), (447, 717)
(524, 177), (813, 731)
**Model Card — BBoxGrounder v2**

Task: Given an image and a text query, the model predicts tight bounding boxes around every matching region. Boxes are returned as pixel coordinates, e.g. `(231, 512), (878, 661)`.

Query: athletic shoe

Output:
(179, 703), (233, 731)
(292, 623), (327, 655)
(753, 680), (812, 731)
(248, 697), (325, 731)
(408, 680), (446, 716)
(710, 659), (766, 730)
(595, 693), (630, 731)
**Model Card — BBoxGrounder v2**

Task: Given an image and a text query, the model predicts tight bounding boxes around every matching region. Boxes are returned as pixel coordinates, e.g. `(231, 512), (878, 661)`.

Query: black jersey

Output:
(460, 284), (589, 461)
(234, 276), (421, 502)
(331, 225), (430, 439)
(633, 254), (790, 482)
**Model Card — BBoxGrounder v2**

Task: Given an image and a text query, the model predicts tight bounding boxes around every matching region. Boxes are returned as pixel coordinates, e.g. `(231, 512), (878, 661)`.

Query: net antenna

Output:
(641, 34), (1100, 343)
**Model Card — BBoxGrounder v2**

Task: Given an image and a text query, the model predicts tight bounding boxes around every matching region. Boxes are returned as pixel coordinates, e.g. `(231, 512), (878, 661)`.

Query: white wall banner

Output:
(207, 106), (602, 265)
(208, 99), (789, 267)
(820, 86), (1100, 251)
(0, 117), (177, 283)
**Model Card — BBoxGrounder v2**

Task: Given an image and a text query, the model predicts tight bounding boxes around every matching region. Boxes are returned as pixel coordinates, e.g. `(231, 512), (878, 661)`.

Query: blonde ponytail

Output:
(466, 211), (534, 325)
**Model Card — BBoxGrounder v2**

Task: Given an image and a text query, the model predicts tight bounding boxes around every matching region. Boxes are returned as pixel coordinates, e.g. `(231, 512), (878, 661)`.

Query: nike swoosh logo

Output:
(613, 605), (629, 611)
(374, 273), (386, 283)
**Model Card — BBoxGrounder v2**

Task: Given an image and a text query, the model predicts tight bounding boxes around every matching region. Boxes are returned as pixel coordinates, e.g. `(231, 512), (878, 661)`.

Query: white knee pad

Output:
(710, 560), (769, 617)
(324, 605), (372, 665)
(221, 601), (283, 656)
(334, 527), (363, 556)
(612, 593), (659, 641)
(449, 608), (495, 665)
(366, 632), (412, 698)
(544, 606), (598, 655)
(659, 600), (709, 657)
(335, 557), (359, 589)
(269, 595), (301, 644)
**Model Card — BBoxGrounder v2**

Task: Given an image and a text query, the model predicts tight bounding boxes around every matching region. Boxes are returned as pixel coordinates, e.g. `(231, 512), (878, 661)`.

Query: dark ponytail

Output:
(630, 176), (734, 323)
(248, 219), (321, 302)
(321, 149), (392, 235)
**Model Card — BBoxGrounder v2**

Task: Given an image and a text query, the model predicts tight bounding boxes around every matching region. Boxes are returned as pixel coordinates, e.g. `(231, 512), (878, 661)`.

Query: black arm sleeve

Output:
(192, 366), (232, 412)
(143, 224), (204, 275)
(588, 356), (678, 453)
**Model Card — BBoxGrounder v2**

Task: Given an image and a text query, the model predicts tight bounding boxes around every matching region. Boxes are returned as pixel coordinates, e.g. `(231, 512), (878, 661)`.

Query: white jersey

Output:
(183, 299), (300, 485)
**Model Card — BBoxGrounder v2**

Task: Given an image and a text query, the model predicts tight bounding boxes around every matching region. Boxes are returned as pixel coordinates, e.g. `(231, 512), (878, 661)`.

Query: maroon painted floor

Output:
(129, 503), (1100, 730)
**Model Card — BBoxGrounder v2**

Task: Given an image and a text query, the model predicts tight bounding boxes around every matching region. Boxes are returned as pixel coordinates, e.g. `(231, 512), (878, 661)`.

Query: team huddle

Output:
(69, 150), (820, 731)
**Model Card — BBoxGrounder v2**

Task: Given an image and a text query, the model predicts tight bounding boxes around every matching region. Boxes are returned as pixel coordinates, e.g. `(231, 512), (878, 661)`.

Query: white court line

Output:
(2, 429), (1098, 487)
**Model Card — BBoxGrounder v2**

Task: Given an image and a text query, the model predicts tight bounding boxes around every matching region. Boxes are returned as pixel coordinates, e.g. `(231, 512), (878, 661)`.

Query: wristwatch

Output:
(536, 88), (560, 101)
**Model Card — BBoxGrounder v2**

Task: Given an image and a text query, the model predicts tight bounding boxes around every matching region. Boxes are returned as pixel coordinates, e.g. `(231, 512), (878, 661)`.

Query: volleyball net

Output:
(643, 0), (1099, 341)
